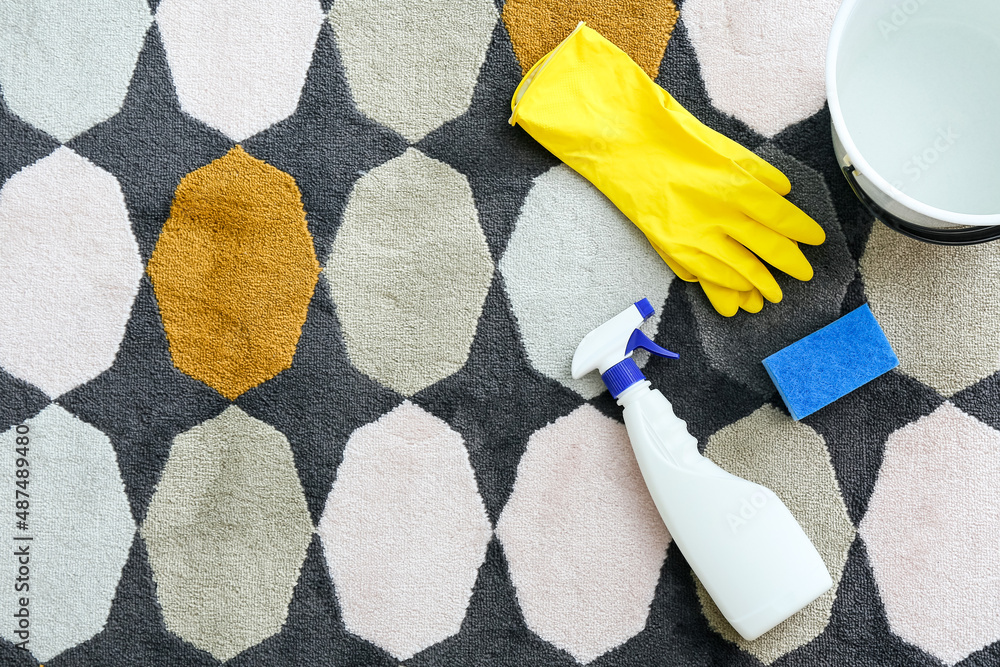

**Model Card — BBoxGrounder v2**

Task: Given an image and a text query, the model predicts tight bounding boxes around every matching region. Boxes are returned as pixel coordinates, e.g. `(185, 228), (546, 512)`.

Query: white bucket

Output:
(827, 0), (1000, 244)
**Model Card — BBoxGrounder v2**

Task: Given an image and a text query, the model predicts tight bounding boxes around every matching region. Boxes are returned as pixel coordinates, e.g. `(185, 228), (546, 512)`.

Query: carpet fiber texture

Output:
(1, 0), (999, 665)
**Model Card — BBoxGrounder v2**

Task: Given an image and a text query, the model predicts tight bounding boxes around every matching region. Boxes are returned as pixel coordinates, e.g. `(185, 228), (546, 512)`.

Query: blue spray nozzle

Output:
(635, 298), (655, 318)
(572, 298), (678, 398)
(625, 329), (679, 360)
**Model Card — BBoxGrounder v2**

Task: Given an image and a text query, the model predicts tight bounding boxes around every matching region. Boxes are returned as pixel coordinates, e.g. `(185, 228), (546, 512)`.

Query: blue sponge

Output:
(762, 305), (898, 420)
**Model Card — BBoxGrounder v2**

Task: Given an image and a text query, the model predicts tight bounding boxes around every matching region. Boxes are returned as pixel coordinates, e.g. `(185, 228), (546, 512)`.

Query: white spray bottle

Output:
(572, 299), (832, 640)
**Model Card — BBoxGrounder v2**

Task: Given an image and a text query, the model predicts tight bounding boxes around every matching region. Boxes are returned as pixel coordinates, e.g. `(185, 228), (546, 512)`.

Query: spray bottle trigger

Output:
(626, 329), (679, 360)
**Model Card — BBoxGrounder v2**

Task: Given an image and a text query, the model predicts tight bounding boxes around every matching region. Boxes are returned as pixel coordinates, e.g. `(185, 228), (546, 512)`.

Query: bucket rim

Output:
(825, 0), (1000, 227)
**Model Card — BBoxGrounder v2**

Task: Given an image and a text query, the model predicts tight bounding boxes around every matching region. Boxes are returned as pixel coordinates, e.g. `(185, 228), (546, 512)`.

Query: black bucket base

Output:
(842, 166), (1000, 245)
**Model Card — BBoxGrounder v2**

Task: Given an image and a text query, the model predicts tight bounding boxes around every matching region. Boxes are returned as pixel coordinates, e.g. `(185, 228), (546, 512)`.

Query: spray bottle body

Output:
(572, 299), (833, 639)
(617, 382), (832, 640)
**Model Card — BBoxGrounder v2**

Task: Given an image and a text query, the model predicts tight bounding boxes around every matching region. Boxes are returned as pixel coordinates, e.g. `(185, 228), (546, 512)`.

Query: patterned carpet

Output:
(1, 0), (999, 665)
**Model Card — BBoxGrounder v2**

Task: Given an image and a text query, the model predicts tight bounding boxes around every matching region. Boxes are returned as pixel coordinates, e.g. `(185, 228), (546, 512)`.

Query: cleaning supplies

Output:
(573, 299), (832, 640)
(510, 23), (826, 316)
(763, 304), (899, 420)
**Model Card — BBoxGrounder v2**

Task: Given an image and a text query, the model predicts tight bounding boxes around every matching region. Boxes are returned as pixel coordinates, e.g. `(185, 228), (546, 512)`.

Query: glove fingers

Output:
(739, 286), (764, 313)
(667, 247), (756, 293)
(652, 243), (698, 282)
(698, 280), (740, 317)
(696, 238), (783, 303)
(697, 279), (765, 317)
(726, 217), (815, 282)
(741, 179), (826, 246)
(655, 242), (766, 316)
(732, 155), (792, 196)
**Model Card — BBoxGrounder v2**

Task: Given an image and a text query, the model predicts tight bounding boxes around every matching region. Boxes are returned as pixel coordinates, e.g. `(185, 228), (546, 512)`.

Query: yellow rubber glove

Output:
(509, 23), (825, 314)
(652, 72), (785, 315)
(654, 245), (764, 315)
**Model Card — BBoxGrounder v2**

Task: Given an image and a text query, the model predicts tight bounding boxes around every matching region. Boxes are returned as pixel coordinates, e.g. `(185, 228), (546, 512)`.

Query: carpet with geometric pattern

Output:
(1, 0), (999, 666)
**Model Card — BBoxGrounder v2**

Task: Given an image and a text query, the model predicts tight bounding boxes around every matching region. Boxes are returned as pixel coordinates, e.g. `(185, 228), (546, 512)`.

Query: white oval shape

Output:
(318, 401), (492, 659)
(497, 404), (670, 663)
(0, 0), (151, 141)
(683, 0), (840, 136)
(0, 147), (143, 398)
(501, 164), (674, 399)
(156, 0), (324, 141)
(862, 403), (1000, 665)
(0, 405), (135, 662)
